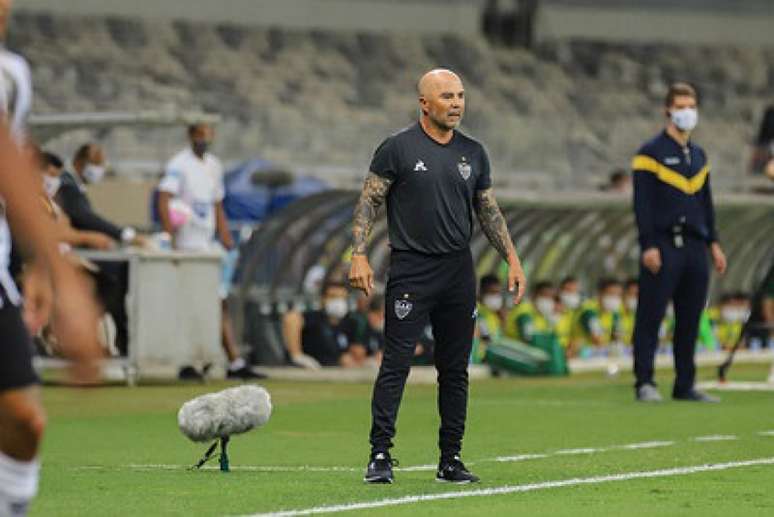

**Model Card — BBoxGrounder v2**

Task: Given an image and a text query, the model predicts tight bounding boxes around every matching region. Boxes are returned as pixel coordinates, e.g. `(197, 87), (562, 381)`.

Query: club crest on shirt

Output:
(457, 157), (472, 180)
(394, 299), (413, 320)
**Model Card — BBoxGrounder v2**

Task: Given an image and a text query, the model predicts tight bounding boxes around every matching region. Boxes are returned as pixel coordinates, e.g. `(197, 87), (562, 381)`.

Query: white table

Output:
(37, 248), (225, 384)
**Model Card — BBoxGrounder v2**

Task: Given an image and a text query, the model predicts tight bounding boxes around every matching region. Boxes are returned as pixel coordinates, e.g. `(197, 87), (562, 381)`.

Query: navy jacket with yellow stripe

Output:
(632, 130), (717, 250)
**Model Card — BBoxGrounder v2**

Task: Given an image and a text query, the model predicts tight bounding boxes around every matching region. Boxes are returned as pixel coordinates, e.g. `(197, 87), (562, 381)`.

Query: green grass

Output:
(33, 364), (774, 516)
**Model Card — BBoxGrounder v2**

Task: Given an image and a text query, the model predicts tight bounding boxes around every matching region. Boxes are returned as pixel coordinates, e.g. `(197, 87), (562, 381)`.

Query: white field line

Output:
(758, 431), (774, 437)
(693, 435), (738, 442)
(493, 453), (549, 463)
(75, 464), (361, 473)
(493, 440), (674, 463)
(244, 457), (774, 517)
(72, 433), (753, 474)
(616, 441), (675, 450)
(554, 448), (600, 456)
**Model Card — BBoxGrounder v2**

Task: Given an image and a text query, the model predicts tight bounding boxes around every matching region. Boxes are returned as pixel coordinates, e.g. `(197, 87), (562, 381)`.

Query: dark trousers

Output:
(94, 261), (129, 356)
(633, 236), (709, 395)
(369, 248), (476, 460)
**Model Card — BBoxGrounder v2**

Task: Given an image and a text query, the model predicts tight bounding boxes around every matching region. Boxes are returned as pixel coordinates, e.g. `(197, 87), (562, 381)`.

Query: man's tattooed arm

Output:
(474, 188), (516, 262)
(352, 172), (393, 255)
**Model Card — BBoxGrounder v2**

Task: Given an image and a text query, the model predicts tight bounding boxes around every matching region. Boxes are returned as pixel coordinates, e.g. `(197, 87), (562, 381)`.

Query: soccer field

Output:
(35, 364), (774, 516)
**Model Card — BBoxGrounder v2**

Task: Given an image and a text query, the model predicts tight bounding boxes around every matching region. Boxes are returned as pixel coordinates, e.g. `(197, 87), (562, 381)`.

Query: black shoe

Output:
(364, 452), (397, 484)
(673, 389), (720, 403)
(227, 366), (267, 380)
(436, 455), (480, 484)
(178, 366), (204, 382)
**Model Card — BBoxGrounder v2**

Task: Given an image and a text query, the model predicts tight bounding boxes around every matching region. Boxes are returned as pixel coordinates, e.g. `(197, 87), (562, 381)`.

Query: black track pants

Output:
(369, 248), (476, 460)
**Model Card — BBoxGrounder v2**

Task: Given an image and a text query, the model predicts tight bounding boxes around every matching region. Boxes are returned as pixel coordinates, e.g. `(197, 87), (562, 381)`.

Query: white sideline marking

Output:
(616, 441), (674, 450)
(76, 464), (361, 473)
(758, 431), (774, 437)
(395, 464), (436, 472)
(245, 457), (774, 517)
(693, 435), (738, 442)
(555, 448), (600, 455)
(73, 433), (753, 474)
(494, 454), (549, 463)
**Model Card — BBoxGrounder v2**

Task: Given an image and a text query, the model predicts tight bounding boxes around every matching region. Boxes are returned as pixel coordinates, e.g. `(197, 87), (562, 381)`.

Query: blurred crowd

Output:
(277, 270), (773, 371)
(472, 274), (771, 366)
(16, 122), (264, 380)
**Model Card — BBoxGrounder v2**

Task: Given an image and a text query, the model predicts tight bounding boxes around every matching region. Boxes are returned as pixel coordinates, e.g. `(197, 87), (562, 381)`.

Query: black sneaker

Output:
(673, 389), (720, 403)
(436, 455), (480, 484)
(227, 366), (267, 380)
(364, 452), (397, 484)
(178, 366), (204, 382)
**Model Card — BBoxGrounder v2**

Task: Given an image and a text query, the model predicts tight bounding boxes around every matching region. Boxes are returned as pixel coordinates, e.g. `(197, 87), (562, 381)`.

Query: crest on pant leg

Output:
(394, 299), (413, 320)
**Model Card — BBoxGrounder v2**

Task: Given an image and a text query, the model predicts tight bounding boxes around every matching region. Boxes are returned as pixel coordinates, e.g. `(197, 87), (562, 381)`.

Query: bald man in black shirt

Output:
(350, 68), (526, 484)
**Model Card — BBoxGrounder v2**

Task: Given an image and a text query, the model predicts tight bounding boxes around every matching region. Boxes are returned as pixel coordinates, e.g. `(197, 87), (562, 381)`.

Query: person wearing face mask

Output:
(473, 274), (505, 363)
(56, 143), (145, 247)
(55, 143), (148, 357)
(282, 280), (365, 368)
(574, 278), (623, 355)
(632, 82), (727, 403)
(157, 123), (264, 380)
(504, 281), (556, 345)
(710, 293), (749, 351)
(620, 278), (639, 347)
(556, 276), (583, 355)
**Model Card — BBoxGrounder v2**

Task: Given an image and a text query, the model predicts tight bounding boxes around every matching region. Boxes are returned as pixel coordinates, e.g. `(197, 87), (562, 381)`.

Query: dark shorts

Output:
(0, 285), (39, 392)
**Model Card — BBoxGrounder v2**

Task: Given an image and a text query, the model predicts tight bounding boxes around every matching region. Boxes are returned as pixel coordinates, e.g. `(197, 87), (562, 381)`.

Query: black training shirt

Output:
(369, 122), (492, 255)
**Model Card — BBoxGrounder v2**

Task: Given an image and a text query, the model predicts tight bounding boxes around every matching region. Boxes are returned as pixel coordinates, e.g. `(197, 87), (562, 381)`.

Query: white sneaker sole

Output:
(364, 476), (393, 484)
(435, 477), (476, 484)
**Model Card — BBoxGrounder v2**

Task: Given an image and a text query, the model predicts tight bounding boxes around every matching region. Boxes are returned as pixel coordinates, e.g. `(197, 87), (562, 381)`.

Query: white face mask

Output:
(601, 295), (622, 312)
(482, 294), (503, 312)
(721, 307), (748, 323)
(560, 292), (580, 309)
(42, 175), (61, 197)
(670, 108), (698, 132)
(625, 297), (637, 312)
(83, 164), (106, 184)
(324, 298), (348, 319)
(535, 297), (555, 318)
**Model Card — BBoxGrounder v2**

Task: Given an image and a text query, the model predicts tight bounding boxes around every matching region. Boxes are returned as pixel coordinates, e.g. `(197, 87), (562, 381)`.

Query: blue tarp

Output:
(223, 159), (329, 222)
(151, 158), (329, 225)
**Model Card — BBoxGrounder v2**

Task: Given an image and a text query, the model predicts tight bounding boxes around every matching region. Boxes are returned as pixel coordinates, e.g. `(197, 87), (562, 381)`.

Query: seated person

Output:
(621, 278), (638, 347)
(574, 278), (623, 356)
(365, 295), (386, 354)
(474, 274), (505, 363)
(710, 292), (749, 351)
(282, 280), (367, 368)
(55, 143), (147, 356)
(39, 151), (115, 251)
(556, 276), (583, 355)
(504, 280), (556, 345)
(56, 143), (145, 247)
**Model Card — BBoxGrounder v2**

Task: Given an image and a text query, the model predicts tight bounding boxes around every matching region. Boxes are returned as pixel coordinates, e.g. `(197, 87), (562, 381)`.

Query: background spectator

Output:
(750, 105), (774, 174)
(157, 122), (262, 379)
(556, 276), (583, 354)
(504, 280), (556, 345)
(282, 280), (366, 368)
(575, 278), (623, 356)
(56, 143), (145, 247)
(474, 274), (506, 363)
(601, 168), (632, 194)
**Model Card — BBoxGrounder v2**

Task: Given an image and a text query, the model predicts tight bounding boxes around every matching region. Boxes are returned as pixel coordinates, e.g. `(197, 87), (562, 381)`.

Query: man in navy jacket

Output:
(632, 82), (727, 403)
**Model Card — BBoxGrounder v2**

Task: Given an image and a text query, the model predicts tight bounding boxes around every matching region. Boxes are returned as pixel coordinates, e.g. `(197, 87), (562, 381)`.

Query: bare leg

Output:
(0, 387), (45, 462)
(220, 299), (240, 362)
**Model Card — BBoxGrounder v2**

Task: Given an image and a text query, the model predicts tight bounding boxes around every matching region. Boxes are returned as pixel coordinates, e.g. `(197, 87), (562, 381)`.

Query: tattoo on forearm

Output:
(475, 188), (515, 262)
(352, 172), (393, 255)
